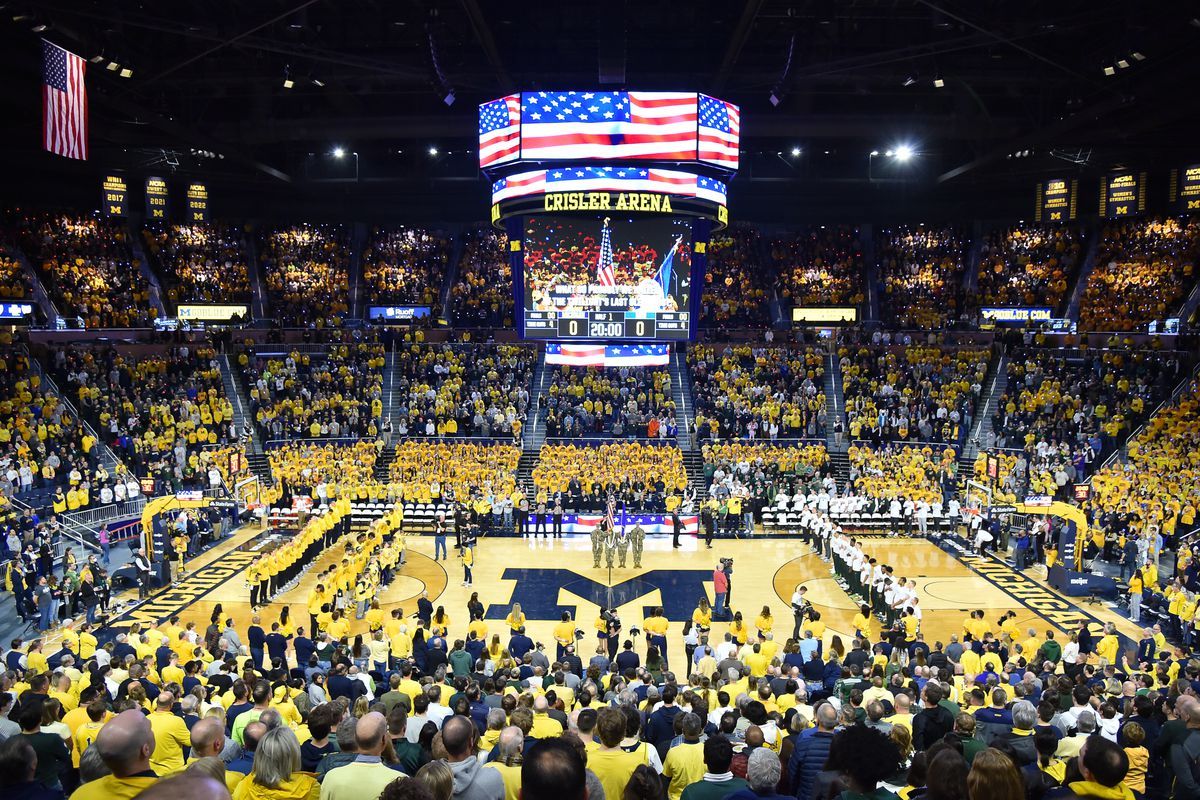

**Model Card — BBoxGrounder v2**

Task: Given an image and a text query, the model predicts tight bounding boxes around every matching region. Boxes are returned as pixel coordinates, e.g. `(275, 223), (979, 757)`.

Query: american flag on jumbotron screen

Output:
(698, 93), (740, 169)
(491, 167), (727, 205)
(519, 91), (698, 161)
(41, 39), (88, 161)
(545, 343), (670, 367)
(478, 94), (521, 167)
(596, 218), (615, 287)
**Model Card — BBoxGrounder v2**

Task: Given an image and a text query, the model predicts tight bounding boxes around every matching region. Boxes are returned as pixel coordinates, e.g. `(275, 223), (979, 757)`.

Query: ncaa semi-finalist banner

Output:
(1169, 164), (1200, 212)
(1100, 171), (1146, 218)
(101, 174), (128, 217)
(145, 176), (168, 221)
(186, 182), (209, 223)
(1034, 178), (1076, 223)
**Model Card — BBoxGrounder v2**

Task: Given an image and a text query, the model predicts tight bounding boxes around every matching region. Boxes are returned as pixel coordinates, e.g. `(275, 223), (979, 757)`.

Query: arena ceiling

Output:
(1, 1), (1198, 221)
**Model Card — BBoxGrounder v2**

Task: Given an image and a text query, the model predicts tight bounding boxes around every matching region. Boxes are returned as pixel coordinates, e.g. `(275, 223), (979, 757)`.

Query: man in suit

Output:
(132, 549), (152, 598)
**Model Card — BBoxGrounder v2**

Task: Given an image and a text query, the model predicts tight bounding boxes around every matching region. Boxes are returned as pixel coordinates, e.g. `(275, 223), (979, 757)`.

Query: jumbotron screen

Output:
(522, 216), (693, 340)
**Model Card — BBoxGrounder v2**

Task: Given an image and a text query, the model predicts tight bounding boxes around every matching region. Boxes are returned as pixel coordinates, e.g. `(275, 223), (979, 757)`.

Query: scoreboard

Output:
(525, 309), (689, 339)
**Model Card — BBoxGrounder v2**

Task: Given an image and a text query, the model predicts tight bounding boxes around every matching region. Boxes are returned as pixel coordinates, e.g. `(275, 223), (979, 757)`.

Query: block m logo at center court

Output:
(484, 568), (712, 621)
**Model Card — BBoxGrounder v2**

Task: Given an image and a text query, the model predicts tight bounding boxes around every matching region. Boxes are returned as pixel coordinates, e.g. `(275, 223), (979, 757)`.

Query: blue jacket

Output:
(788, 729), (834, 800)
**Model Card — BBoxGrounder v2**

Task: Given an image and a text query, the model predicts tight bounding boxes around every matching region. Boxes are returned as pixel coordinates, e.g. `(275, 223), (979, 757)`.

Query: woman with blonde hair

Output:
(414, 760), (454, 800)
(967, 748), (1024, 800)
(232, 726), (318, 800)
(505, 603), (526, 634)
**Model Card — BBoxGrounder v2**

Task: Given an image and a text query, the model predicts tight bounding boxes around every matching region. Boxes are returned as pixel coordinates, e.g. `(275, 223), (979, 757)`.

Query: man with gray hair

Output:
(483, 726), (524, 796)
(322, 711), (399, 800)
(788, 703), (837, 800)
(1002, 700), (1038, 766)
(742, 747), (785, 798)
(1056, 709), (1097, 759)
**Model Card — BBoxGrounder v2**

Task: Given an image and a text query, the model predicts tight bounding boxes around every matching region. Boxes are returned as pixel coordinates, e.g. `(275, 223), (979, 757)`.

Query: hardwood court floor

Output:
(98, 529), (1145, 670)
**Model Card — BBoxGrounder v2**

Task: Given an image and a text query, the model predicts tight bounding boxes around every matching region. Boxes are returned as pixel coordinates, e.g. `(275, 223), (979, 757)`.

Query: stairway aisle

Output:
(383, 344), (399, 425)
(669, 346), (694, 449)
(373, 443), (397, 482)
(4, 241), (58, 323)
(128, 222), (168, 318)
(244, 229), (269, 321)
(823, 350), (845, 453)
(522, 347), (552, 451)
(348, 222), (368, 320)
(1065, 221), (1101, 321)
(516, 451), (539, 496)
(217, 354), (249, 434)
(957, 352), (1008, 487)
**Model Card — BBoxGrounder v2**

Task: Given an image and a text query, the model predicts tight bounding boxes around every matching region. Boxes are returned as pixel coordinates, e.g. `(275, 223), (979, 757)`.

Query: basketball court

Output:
(95, 524), (1143, 671)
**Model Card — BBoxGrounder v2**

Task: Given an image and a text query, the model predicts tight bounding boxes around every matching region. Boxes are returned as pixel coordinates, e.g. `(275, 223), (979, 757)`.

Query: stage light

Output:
(31, 24), (46, 32)
(1131, 51), (1146, 61)
(282, 77), (294, 89)
(89, 55), (104, 64)
(1116, 59), (1130, 69)
(106, 61), (120, 72)
(428, 146), (439, 156)
(894, 145), (914, 161)
(933, 76), (945, 88)
(791, 146), (801, 156)
(885, 150), (894, 157)
(119, 68), (132, 78)
(870, 150), (880, 157)
(332, 147), (345, 159)
(1102, 66), (1116, 76)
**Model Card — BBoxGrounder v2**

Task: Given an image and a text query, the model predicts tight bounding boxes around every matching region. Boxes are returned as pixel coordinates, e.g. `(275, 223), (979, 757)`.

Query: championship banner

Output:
(1168, 163), (1200, 212)
(145, 176), (168, 221)
(186, 182), (209, 223)
(101, 174), (128, 217)
(1033, 178), (1076, 223)
(559, 513), (698, 535)
(1099, 171), (1146, 218)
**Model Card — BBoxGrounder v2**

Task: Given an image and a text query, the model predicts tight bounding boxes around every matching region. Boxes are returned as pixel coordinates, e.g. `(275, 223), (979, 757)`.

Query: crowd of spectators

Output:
(1090, 377), (1200, 548)
(240, 343), (385, 440)
(771, 225), (865, 308)
(847, 443), (958, 504)
(840, 346), (989, 446)
(688, 345), (827, 442)
(388, 442), (521, 504)
(543, 366), (675, 439)
(0, 251), (29, 299)
(698, 226), (772, 329)
(362, 226), (451, 308)
(142, 224), (252, 308)
(55, 345), (237, 484)
(261, 224), (350, 327)
(1080, 216), (1200, 331)
(700, 442), (830, 514)
(392, 344), (532, 439)
(988, 348), (1180, 499)
(532, 442), (687, 509)
(267, 441), (380, 497)
(878, 225), (967, 329)
(17, 212), (153, 328)
(974, 224), (1083, 310)
(451, 227), (512, 328)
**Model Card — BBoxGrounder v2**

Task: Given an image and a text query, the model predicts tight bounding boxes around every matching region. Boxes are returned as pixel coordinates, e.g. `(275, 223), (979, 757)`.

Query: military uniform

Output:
(616, 528), (631, 567)
(631, 524), (645, 568)
(591, 523), (605, 568)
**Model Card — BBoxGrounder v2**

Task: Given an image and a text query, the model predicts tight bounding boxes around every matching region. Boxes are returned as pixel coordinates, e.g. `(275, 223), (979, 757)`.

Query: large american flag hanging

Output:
(596, 217), (616, 287)
(698, 93), (740, 169)
(41, 39), (87, 161)
(478, 94), (521, 167)
(520, 91), (698, 161)
(491, 167), (727, 205)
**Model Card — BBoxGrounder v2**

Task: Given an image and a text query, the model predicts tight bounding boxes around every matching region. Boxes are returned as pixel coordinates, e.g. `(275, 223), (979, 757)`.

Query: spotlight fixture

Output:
(894, 144), (915, 161)
(791, 146), (801, 156)
(903, 75), (917, 87)
(106, 61), (120, 72)
(311, 78), (325, 87)
(933, 76), (945, 88)
(1116, 58), (1130, 69)
(88, 54), (104, 64)
(1131, 51), (1146, 61)
(332, 147), (345, 158)
(119, 68), (132, 78)
(870, 150), (880, 157)
(1102, 65), (1116, 76)
(428, 145), (439, 156)
(885, 150), (894, 157)
(31, 23), (46, 32)
(282, 66), (294, 89)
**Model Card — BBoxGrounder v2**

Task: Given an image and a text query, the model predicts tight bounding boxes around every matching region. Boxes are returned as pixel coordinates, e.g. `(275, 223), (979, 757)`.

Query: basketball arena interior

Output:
(1, 4), (1199, 800)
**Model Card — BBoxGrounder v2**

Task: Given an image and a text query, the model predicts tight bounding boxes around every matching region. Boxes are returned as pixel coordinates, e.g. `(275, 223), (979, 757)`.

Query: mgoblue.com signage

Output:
(981, 307), (1052, 324)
